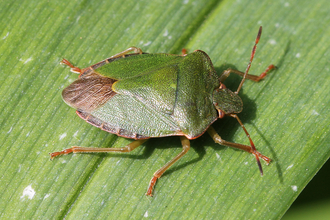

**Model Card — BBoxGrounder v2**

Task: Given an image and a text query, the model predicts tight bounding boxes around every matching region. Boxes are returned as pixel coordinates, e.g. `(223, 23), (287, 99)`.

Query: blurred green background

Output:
(283, 159), (330, 220)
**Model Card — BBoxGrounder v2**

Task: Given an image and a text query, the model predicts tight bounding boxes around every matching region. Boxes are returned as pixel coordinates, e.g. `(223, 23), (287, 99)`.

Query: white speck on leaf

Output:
(2, 32), (9, 39)
(20, 57), (33, 64)
(59, 132), (67, 140)
(286, 164), (294, 170)
(7, 126), (13, 133)
(291, 185), (298, 192)
(296, 53), (301, 58)
(269, 39), (277, 45)
(143, 41), (152, 46)
(312, 110), (319, 115)
(21, 185), (36, 200)
(144, 211), (148, 217)
(73, 130), (79, 137)
(44, 194), (50, 199)
(284, 2), (290, 7)
(163, 29), (168, 37)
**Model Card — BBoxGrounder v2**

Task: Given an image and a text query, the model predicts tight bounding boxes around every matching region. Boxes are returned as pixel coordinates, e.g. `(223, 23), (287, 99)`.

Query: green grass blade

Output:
(0, 0), (329, 219)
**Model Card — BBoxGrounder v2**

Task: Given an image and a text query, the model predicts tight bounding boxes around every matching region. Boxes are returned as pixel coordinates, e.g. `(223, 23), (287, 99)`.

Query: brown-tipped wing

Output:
(62, 73), (117, 113)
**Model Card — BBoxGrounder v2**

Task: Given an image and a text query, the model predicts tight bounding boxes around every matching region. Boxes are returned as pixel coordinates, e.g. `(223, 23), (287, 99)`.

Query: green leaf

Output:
(1, 0), (329, 219)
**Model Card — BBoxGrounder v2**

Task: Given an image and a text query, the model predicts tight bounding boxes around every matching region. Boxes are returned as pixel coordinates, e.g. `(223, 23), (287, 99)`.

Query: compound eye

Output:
(217, 109), (226, 119)
(219, 83), (226, 90)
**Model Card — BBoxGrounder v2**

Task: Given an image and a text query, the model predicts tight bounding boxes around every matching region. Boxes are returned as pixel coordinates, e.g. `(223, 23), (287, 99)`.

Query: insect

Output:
(51, 26), (275, 196)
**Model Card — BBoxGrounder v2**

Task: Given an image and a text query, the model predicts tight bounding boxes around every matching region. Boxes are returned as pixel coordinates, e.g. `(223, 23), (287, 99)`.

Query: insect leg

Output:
(60, 47), (143, 76)
(181, 48), (188, 56)
(219, 26), (276, 93)
(207, 125), (270, 176)
(108, 47), (143, 59)
(49, 139), (148, 159)
(146, 136), (190, 196)
(219, 64), (276, 83)
(60, 59), (82, 74)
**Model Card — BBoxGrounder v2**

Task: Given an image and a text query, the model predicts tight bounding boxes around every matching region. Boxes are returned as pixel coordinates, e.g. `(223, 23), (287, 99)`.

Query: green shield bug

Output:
(51, 26), (275, 196)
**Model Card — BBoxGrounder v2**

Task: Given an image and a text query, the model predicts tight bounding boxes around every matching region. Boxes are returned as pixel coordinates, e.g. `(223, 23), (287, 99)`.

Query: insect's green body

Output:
(63, 50), (242, 140)
(52, 27), (274, 196)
